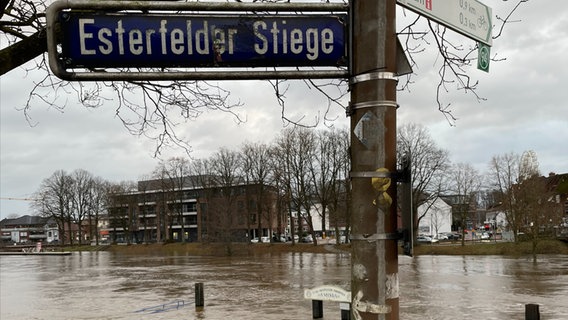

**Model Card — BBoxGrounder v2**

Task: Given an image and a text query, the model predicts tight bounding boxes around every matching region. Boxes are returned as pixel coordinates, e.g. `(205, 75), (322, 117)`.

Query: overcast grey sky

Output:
(1, 0), (567, 219)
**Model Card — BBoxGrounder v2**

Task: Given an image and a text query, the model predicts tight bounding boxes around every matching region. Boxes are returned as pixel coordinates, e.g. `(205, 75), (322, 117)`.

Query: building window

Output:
(187, 216), (197, 225)
(248, 200), (256, 210)
(183, 202), (197, 212)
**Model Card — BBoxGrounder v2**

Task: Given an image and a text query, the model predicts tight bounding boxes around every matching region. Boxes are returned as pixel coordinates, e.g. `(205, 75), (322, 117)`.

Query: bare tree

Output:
(397, 0), (529, 122)
(397, 123), (450, 240)
(136, 174), (153, 243)
(1, 0), (528, 155)
(276, 128), (318, 244)
(241, 141), (273, 241)
(448, 162), (482, 246)
(515, 175), (551, 258)
(33, 169), (111, 245)
(267, 142), (293, 242)
(335, 129), (352, 244)
(87, 176), (109, 246)
(309, 128), (350, 242)
(33, 169), (74, 245)
(106, 181), (138, 244)
(513, 151), (563, 260)
(190, 158), (214, 242)
(487, 152), (521, 238)
(2, 1), (242, 156)
(208, 148), (243, 243)
(159, 157), (191, 242)
(70, 169), (94, 245)
(152, 164), (176, 243)
(0, 0), (50, 74)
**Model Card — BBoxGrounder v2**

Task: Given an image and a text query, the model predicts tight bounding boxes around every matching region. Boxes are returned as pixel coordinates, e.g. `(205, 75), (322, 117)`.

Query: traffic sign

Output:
(58, 13), (347, 69)
(477, 43), (490, 72)
(397, 0), (492, 46)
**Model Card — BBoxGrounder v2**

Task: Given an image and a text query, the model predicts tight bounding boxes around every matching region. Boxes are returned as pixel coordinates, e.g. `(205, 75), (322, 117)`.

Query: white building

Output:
(417, 197), (453, 238)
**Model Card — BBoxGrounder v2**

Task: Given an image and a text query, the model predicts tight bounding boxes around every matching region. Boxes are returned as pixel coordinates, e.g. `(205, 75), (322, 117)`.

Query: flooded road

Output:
(1, 252), (567, 319)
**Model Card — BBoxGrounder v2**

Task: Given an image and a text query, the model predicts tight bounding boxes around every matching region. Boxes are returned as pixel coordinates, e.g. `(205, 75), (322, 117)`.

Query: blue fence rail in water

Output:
(133, 282), (205, 314)
(134, 300), (187, 314)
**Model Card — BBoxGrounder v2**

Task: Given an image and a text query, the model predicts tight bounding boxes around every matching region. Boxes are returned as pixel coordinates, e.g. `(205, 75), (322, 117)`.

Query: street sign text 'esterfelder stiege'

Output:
(60, 13), (347, 69)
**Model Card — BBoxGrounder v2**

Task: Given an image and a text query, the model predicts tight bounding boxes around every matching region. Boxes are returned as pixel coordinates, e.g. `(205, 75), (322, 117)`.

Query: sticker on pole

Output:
(354, 112), (383, 149)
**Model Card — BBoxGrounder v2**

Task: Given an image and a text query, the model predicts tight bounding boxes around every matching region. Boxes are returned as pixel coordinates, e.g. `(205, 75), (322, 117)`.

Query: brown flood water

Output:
(1, 252), (567, 319)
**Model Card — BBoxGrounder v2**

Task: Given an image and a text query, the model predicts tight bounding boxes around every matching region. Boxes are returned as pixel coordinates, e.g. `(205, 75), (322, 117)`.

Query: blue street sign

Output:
(59, 13), (348, 69)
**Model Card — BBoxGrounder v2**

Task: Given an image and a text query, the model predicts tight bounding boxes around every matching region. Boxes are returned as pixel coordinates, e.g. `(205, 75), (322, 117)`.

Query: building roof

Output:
(137, 175), (240, 192)
(546, 173), (568, 194)
(0, 215), (47, 227)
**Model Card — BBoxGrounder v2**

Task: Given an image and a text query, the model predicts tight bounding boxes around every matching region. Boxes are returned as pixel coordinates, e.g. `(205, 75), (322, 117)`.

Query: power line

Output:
(0, 197), (37, 201)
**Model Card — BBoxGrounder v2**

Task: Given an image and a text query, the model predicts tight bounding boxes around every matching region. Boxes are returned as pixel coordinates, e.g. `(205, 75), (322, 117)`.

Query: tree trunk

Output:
(0, 30), (48, 75)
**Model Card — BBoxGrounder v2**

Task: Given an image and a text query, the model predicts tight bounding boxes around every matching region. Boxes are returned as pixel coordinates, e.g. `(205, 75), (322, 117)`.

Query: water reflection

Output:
(400, 255), (568, 320)
(1, 252), (566, 319)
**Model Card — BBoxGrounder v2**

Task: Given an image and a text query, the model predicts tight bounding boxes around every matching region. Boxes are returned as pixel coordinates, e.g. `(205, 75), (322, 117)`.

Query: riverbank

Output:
(105, 242), (349, 256)
(68, 239), (568, 256)
(413, 239), (568, 256)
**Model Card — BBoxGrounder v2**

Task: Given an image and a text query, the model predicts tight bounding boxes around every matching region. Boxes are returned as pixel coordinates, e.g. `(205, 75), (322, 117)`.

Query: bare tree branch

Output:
(2, 0), (528, 155)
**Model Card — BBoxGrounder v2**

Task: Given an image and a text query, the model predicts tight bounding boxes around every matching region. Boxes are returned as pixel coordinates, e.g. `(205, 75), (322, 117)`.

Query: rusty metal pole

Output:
(349, 0), (399, 319)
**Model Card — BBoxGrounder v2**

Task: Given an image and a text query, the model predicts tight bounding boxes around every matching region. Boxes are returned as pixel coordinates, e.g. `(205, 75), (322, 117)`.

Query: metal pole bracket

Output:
(349, 71), (398, 85)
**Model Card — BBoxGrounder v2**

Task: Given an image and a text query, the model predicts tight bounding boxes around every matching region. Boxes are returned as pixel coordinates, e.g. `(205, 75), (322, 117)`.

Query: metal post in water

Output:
(312, 300), (323, 319)
(195, 282), (204, 308)
(525, 304), (540, 320)
(340, 303), (351, 320)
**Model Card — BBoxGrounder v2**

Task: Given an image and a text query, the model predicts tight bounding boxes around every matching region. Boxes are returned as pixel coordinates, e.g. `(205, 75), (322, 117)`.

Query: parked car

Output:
(447, 233), (462, 240)
(260, 236), (270, 243)
(417, 235), (438, 244)
(250, 237), (259, 243)
(301, 235), (313, 243)
(272, 235), (288, 242)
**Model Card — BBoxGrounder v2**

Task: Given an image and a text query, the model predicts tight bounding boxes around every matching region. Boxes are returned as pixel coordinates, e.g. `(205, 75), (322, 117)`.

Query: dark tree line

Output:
(146, 127), (352, 245)
(33, 169), (109, 245)
(398, 123), (565, 248)
(30, 123), (563, 247)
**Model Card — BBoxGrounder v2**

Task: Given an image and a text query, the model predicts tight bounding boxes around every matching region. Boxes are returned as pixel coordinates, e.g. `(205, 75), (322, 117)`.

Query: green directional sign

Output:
(477, 43), (490, 72)
(397, 0), (492, 46)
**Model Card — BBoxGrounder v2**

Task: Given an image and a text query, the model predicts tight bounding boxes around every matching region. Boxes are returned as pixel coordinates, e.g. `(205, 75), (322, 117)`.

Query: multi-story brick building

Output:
(105, 175), (284, 243)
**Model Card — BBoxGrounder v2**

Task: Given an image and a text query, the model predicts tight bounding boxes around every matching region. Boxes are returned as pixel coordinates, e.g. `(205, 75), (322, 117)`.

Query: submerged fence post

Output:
(195, 282), (204, 308)
(525, 304), (540, 320)
(312, 300), (323, 319)
(340, 303), (351, 320)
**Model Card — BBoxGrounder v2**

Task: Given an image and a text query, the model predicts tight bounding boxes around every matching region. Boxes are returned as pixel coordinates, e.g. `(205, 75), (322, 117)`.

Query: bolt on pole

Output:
(349, 0), (399, 319)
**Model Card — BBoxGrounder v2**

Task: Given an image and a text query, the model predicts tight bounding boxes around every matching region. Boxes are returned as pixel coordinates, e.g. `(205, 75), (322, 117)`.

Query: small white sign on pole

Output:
(304, 285), (351, 303)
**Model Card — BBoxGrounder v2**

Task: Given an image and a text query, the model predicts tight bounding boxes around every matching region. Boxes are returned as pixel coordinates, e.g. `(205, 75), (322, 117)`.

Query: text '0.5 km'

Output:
(60, 13), (348, 69)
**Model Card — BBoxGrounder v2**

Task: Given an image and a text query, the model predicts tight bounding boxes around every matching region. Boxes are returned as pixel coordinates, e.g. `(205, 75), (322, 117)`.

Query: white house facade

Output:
(417, 197), (453, 238)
